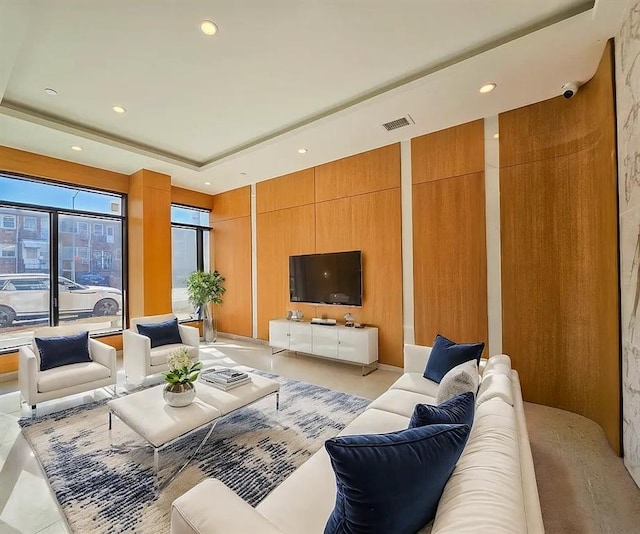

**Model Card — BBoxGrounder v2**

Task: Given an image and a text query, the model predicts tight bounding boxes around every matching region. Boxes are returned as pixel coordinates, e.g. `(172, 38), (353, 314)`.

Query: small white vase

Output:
(203, 304), (217, 344)
(163, 382), (196, 407)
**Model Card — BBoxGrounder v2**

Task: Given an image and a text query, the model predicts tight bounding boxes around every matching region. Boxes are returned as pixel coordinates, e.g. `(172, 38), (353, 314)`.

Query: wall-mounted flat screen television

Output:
(289, 250), (362, 306)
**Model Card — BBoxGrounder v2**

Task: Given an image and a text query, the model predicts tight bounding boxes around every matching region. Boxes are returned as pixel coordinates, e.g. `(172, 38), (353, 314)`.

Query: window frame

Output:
(0, 172), (128, 353)
(22, 216), (37, 231)
(1, 214), (16, 229)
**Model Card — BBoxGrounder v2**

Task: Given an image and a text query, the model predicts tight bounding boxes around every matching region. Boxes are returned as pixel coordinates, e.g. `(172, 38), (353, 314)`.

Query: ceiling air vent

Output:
(382, 114), (415, 132)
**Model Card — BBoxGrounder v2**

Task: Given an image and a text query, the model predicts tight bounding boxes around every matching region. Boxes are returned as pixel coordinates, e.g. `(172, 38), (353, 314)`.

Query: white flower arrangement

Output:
(164, 348), (201, 384)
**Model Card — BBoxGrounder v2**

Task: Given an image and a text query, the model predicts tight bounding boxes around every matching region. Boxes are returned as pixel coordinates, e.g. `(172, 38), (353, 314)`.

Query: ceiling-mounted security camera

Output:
(561, 82), (580, 99)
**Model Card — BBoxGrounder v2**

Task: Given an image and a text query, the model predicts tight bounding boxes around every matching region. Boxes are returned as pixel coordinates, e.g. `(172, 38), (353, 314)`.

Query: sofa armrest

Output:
(403, 344), (432, 374)
(89, 338), (117, 375)
(19, 345), (39, 405)
(123, 329), (151, 382)
(179, 324), (200, 349)
(171, 479), (284, 534)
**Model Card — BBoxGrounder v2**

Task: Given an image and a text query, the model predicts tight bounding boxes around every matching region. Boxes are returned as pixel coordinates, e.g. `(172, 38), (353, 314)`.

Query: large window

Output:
(0, 174), (125, 351)
(171, 205), (210, 320)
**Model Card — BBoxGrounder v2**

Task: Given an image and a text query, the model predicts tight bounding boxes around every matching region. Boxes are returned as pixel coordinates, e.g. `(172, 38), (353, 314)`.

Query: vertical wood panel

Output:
(257, 169), (315, 213)
(128, 169), (172, 318)
(412, 173), (488, 349)
(500, 41), (620, 454)
(314, 144), (400, 202)
(256, 205), (316, 340)
(211, 186), (251, 222)
(411, 120), (484, 184)
(214, 216), (252, 337)
(171, 186), (214, 210)
(315, 188), (403, 366)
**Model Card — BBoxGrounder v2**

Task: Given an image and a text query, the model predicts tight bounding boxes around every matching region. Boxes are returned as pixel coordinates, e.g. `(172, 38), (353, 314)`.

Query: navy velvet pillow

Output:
(324, 423), (471, 534)
(409, 392), (475, 429)
(137, 318), (182, 348)
(36, 331), (91, 372)
(424, 334), (485, 383)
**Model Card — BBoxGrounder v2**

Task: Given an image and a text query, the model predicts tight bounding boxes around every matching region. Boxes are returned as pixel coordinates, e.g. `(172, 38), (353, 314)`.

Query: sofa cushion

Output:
(324, 424), (471, 534)
(409, 392), (475, 429)
(436, 360), (479, 404)
(389, 373), (439, 397)
(367, 389), (436, 418)
(477, 373), (514, 406)
(137, 318), (182, 348)
(38, 361), (111, 393)
(424, 334), (485, 383)
(431, 399), (526, 534)
(35, 331), (91, 372)
(339, 408), (409, 437)
(149, 343), (196, 367)
(482, 354), (512, 378)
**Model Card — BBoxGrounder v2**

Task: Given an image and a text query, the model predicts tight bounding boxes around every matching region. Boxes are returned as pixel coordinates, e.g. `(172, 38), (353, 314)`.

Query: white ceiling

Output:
(0, 0), (629, 194)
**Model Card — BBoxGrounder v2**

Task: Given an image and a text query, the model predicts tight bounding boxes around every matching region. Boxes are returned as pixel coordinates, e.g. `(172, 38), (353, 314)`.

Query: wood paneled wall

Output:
(0, 146), (129, 193)
(500, 42), (620, 453)
(411, 120), (489, 351)
(212, 186), (252, 337)
(171, 186), (214, 211)
(128, 169), (173, 318)
(256, 145), (403, 366)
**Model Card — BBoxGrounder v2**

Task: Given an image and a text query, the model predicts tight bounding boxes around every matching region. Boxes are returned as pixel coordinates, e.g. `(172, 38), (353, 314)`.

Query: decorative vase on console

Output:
(187, 270), (226, 344)
(163, 348), (201, 407)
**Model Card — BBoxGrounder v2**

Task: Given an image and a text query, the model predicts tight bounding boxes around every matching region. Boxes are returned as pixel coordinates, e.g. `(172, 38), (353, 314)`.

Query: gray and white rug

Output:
(19, 371), (370, 533)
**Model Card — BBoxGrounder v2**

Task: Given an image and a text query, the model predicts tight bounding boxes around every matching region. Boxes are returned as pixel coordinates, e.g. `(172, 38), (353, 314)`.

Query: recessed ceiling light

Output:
(479, 83), (497, 94)
(200, 20), (218, 36)
(44, 88), (58, 96)
(493, 133), (499, 139)
(204, 182), (211, 185)
(112, 105), (126, 114)
(71, 145), (82, 151)
(297, 148), (308, 154)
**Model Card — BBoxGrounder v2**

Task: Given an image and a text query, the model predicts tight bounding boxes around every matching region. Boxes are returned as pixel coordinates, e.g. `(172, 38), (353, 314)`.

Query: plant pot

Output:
(203, 303), (217, 344)
(163, 381), (196, 407)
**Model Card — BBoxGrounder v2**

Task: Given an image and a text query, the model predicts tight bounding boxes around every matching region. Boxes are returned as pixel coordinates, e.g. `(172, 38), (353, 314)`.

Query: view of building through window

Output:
(0, 174), (125, 350)
(171, 205), (210, 320)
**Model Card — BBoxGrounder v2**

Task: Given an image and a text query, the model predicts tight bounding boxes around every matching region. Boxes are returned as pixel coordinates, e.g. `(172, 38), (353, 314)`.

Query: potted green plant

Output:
(187, 270), (226, 343)
(162, 348), (201, 407)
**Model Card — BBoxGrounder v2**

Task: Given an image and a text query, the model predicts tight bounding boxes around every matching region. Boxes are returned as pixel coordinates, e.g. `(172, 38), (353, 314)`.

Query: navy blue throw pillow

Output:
(137, 318), (182, 348)
(36, 331), (91, 372)
(324, 423), (471, 534)
(409, 392), (475, 429)
(424, 334), (485, 383)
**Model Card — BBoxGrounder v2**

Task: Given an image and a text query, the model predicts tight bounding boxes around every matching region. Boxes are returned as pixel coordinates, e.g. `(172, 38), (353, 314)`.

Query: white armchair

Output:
(123, 313), (200, 384)
(19, 325), (117, 414)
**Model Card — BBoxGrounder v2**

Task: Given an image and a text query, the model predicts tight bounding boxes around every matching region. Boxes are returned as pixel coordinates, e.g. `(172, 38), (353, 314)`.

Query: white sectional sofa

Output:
(171, 345), (544, 534)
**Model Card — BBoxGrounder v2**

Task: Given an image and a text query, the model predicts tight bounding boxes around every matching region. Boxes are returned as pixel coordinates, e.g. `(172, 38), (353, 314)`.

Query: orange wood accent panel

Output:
(412, 173), (488, 351)
(0, 353), (18, 374)
(211, 186), (251, 222)
(314, 189), (403, 366)
(256, 205), (316, 340)
(0, 146), (129, 193)
(411, 120), (484, 184)
(500, 45), (614, 167)
(213, 216), (252, 337)
(315, 144), (400, 202)
(128, 169), (173, 319)
(171, 186), (214, 211)
(256, 169), (315, 213)
(499, 42), (620, 454)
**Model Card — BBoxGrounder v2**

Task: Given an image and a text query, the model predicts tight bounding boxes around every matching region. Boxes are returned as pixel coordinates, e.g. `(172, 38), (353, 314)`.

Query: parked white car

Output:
(0, 273), (122, 328)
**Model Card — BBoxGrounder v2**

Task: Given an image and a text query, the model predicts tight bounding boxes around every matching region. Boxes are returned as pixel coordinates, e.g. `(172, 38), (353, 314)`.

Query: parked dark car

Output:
(76, 272), (111, 286)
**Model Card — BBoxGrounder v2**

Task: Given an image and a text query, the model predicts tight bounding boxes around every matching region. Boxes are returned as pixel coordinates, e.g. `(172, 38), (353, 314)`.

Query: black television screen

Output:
(289, 251), (362, 306)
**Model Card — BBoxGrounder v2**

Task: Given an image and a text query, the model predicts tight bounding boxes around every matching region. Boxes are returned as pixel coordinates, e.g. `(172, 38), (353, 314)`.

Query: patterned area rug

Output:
(19, 372), (370, 533)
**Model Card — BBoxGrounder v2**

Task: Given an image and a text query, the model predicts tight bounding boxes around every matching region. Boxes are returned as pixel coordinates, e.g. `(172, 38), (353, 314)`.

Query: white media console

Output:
(268, 319), (379, 375)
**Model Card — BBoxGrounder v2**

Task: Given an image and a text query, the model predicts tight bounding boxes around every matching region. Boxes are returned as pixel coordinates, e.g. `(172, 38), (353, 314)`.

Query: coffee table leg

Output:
(276, 392), (280, 411)
(156, 420), (218, 490)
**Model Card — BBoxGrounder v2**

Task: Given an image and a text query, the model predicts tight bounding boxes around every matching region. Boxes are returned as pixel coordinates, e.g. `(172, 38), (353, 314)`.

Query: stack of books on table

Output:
(201, 368), (251, 391)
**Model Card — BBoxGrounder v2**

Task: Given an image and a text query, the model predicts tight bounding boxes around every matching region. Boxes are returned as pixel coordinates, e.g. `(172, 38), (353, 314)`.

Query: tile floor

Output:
(0, 337), (401, 533)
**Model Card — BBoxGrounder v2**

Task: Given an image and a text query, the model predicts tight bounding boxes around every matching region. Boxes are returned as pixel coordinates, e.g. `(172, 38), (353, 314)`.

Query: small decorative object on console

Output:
(343, 313), (354, 327)
(162, 348), (201, 407)
(290, 309), (304, 321)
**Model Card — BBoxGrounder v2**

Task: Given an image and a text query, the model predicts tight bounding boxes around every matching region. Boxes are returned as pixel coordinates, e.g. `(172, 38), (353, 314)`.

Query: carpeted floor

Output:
(525, 402), (640, 534)
(18, 372), (369, 533)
